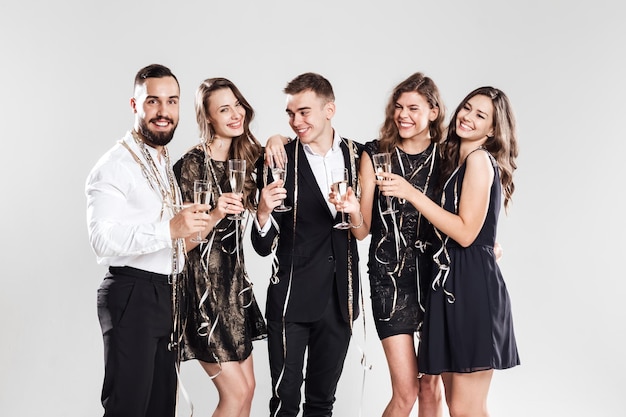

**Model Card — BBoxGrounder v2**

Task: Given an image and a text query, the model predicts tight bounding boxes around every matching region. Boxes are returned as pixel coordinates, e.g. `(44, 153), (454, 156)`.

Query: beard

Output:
(137, 117), (178, 147)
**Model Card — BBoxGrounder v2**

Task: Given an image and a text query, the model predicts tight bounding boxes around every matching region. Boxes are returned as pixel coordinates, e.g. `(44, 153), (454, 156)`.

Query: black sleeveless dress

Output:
(364, 140), (439, 339)
(418, 148), (520, 374)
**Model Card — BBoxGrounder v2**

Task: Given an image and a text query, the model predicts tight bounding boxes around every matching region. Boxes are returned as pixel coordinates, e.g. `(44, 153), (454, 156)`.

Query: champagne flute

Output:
(191, 179), (211, 243)
(372, 152), (397, 214)
(270, 156), (292, 212)
(228, 159), (246, 220)
(331, 168), (351, 230)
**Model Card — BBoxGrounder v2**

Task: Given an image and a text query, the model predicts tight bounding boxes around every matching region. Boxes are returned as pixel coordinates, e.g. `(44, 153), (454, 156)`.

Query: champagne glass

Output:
(270, 156), (292, 212)
(331, 168), (351, 230)
(372, 152), (397, 214)
(191, 179), (211, 243)
(228, 159), (246, 220)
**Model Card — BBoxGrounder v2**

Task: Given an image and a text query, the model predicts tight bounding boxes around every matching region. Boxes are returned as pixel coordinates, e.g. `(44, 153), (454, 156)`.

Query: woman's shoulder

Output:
(463, 147), (497, 183)
(176, 145), (204, 163)
(173, 145), (204, 176)
(464, 146), (495, 167)
(363, 139), (381, 156)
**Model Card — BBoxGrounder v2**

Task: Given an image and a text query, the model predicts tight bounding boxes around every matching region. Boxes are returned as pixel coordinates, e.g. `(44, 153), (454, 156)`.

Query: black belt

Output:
(108, 266), (170, 284)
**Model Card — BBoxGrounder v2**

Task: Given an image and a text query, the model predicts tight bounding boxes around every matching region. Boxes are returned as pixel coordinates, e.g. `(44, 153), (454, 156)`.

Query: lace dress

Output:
(364, 140), (439, 339)
(174, 147), (267, 363)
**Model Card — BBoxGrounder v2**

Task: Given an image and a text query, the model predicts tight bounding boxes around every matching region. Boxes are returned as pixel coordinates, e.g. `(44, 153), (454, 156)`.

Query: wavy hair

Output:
(195, 78), (262, 210)
(378, 72), (446, 154)
(440, 86), (518, 210)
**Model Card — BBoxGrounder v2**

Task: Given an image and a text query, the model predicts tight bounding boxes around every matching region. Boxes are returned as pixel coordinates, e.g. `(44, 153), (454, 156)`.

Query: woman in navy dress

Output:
(376, 86), (520, 417)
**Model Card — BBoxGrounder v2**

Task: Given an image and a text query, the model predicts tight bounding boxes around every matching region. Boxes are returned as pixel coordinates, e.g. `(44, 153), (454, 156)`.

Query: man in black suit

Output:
(252, 72), (363, 417)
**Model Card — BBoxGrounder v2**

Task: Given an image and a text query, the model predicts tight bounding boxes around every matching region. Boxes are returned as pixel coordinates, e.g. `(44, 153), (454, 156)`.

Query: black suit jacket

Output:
(252, 137), (364, 323)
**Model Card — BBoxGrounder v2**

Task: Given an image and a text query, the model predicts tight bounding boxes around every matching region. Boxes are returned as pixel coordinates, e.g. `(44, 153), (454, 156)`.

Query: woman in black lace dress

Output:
(332, 72), (445, 417)
(173, 78), (267, 417)
(377, 86), (520, 417)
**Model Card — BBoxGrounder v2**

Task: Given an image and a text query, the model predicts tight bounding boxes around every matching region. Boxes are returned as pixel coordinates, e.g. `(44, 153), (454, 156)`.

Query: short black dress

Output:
(364, 140), (439, 340)
(418, 148), (520, 374)
(174, 147), (267, 364)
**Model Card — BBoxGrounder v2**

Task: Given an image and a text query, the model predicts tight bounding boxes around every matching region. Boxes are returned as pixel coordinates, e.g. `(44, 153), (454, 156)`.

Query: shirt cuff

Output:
(254, 214), (274, 237)
(158, 220), (174, 246)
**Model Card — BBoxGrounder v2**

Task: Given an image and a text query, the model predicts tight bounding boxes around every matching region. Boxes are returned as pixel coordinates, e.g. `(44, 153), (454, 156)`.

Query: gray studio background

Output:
(1, 1), (624, 416)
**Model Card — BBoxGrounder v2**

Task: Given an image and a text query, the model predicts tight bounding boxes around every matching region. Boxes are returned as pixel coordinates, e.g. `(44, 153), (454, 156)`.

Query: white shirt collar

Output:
(302, 130), (342, 157)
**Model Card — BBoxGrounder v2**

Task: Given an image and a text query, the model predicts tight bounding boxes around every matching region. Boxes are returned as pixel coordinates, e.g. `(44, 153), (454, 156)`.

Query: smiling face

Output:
(207, 87), (246, 139)
(394, 91), (439, 142)
(132, 76), (180, 148)
(455, 94), (494, 144)
(285, 89), (335, 150)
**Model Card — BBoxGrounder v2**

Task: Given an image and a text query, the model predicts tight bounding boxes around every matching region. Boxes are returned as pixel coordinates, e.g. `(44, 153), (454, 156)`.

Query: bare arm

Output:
(378, 150), (493, 247)
(352, 153), (375, 240)
(265, 134), (290, 167)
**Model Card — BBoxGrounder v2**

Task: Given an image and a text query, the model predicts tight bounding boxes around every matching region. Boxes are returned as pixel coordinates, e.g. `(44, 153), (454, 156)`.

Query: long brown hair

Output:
(378, 72), (446, 154)
(440, 86), (518, 210)
(195, 78), (262, 210)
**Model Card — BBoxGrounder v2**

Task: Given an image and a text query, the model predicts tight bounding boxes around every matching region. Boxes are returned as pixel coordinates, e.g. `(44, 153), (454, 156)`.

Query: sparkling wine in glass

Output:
(228, 159), (246, 220)
(332, 168), (351, 230)
(372, 152), (397, 214)
(270, 157), (292, 213)
(191, 179), (211, 243)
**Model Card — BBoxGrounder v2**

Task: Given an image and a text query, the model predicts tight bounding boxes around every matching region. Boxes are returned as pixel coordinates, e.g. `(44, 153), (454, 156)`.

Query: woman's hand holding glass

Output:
(330, 168), (351, 229)
(212, 193), (245, 221)
(372, 152), (398, 214)
(375, 171), (415, 203)
(329, 185), (360, 221)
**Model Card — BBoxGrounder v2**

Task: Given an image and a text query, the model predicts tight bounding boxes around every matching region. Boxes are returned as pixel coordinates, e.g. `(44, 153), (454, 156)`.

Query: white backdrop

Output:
(1, 1), (624, 416)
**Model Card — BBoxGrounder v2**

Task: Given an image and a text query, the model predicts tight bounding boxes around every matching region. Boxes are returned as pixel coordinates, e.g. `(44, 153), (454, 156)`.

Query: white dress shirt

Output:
(85, 131), (183, 275)
(301, 130), (345, 218)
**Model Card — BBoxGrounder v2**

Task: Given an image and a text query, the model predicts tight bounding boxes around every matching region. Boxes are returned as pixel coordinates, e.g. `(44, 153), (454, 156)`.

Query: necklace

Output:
(123, 131), (184, 271)
(129, 130), (182, 215)
(395, 143), (435, 184)
(201, 141), (224, 197)
(374, 143), (437, 321)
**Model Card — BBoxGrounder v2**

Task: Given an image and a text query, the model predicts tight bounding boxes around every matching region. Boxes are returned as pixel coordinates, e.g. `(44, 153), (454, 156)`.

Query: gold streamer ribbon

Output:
(432, 163), (460, 304)
(270, 137), (363, 416)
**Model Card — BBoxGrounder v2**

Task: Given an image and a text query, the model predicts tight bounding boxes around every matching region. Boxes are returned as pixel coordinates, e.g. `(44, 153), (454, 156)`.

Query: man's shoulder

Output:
(339, 135), (363, 143)
(283, 139), (299, 156)
(87, 137), (136, 184)
(339, 136), (365, 155)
